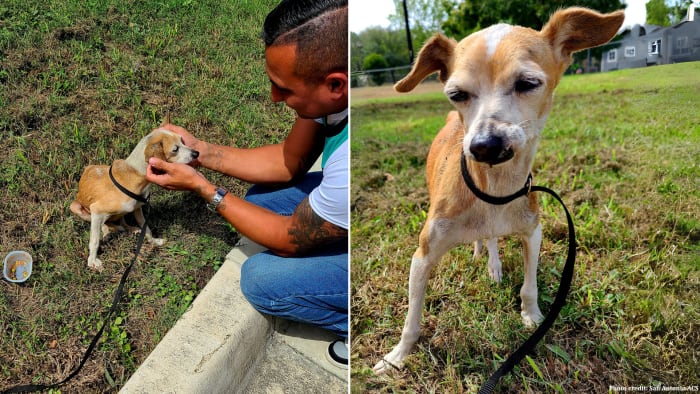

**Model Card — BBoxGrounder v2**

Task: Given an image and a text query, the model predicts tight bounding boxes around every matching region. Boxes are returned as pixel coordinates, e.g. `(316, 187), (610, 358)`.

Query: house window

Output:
(624, 46), (636, 57)
(649, 39), (662, 55)
(608, 49), (617, 62)
(676, 36), (689, 54)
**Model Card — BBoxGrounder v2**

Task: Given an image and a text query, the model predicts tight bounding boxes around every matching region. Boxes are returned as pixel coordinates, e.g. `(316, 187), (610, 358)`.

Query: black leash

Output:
(460, 155), (577, 394)
(2, 166), (150, 393)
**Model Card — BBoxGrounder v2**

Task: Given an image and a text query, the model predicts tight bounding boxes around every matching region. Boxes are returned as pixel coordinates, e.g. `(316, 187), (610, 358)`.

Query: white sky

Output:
(350, 0), (649, 33)
(349, 0), (395, 32)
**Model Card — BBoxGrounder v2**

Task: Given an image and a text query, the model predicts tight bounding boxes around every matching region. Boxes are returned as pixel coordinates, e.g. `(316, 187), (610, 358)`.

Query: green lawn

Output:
(351, 62), (700, 393)
(0, 0), (292, 391)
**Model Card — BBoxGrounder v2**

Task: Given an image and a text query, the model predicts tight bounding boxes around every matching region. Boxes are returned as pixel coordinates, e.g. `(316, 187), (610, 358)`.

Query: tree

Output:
(363, 53), (390, 85)
(669, 0), (694, 24)
(441, 0), (626, 39)
(353, 27), (410, 69)
(387, 0), (450, 49)
(647, 0), (671, 26)
(351, 32), (364, 72)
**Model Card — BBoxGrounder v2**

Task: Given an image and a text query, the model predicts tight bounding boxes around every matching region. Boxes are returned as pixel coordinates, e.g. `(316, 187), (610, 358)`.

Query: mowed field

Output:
(350, 62), (700, 393)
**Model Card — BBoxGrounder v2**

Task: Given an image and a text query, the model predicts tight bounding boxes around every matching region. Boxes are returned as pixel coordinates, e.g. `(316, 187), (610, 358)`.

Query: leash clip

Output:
(525, 173), (533, 195)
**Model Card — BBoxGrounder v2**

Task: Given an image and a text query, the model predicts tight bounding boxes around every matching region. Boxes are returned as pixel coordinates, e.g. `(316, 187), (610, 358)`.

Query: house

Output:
(601, 5), (700, 71)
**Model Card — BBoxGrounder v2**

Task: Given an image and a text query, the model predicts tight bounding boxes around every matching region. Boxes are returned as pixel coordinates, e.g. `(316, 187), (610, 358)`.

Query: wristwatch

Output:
(207, 187), (228, 212)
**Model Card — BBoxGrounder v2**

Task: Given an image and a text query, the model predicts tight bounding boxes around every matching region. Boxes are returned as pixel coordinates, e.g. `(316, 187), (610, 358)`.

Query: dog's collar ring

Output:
(525, 173), (532, 195)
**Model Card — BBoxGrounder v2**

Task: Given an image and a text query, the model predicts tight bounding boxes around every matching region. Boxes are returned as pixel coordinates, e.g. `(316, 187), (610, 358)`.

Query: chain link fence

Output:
(352, 46), (617, 88)
(352, 65), (440, 88)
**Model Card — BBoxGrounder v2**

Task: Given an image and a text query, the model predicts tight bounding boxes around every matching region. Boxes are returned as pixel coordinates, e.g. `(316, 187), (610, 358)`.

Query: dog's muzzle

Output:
(469, 133), (514, 165)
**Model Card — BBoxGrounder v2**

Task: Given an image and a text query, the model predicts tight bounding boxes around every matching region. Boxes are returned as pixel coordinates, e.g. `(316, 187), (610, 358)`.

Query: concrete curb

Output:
(120, 240), (270, 393)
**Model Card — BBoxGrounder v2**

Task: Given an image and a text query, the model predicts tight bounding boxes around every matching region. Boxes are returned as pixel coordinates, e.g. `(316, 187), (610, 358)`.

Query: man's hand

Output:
(161, 123), (205, 167)
(146, 157), (211, 194)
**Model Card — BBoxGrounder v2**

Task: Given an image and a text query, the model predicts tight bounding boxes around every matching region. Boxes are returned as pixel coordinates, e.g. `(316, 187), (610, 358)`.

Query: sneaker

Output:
(326, 338), (348, 369)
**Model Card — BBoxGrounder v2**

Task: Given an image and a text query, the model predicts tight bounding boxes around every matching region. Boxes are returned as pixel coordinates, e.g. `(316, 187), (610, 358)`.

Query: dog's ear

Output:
(395, 33), (456, 93)
(161, 110), (170, 127)
(541, 7), (624, 67)
(144, 135), (167, 162)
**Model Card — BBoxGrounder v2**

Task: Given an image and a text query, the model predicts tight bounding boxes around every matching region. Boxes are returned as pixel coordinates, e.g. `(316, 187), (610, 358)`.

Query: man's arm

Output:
(166, 117), (324, 185)
(286, 197), (347, 255)
(146, 116), (341, 255)
(196, 181), (346, 256)
(145, 161), (346, 256)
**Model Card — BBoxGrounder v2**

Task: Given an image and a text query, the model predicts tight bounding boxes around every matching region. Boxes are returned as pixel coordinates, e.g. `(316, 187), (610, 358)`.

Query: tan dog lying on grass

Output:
(70, 128), (199, 270)
(374, 7), (624, 374)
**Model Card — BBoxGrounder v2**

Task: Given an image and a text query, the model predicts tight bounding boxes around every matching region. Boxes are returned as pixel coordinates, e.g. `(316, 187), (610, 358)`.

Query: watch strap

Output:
(207, 187), (228, 212)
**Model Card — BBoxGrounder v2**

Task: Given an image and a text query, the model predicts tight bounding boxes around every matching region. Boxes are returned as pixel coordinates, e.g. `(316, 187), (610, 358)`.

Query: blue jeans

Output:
(240, 172), (348, 338)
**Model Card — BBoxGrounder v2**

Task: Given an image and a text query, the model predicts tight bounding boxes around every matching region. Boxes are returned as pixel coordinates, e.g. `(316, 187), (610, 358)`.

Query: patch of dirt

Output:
(352, 80), (443, 102)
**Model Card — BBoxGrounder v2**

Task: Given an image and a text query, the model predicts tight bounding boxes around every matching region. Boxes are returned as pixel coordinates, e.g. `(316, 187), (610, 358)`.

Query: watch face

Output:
(208, 188), (227, 212)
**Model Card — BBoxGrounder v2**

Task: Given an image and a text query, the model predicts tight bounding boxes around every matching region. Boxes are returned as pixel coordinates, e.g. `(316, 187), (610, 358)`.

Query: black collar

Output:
(109, 165), (149, 204)
(460, 153), (531, 205)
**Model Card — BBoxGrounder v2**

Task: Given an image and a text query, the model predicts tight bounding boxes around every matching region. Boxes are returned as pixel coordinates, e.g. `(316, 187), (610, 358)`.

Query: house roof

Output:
(620, 24), (662, 38)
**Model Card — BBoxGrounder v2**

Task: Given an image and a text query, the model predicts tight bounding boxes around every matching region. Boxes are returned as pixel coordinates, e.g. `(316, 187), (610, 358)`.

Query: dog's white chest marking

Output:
(483, 23), (512, 58)
(121, 199), (140, 213)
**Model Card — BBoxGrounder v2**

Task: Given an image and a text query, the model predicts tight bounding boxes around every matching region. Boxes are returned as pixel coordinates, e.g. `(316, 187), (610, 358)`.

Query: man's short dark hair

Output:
(263, 0), (348, 84)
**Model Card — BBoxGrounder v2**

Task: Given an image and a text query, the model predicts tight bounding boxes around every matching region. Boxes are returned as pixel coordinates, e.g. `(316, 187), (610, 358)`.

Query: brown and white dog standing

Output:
(70, 129), (199, 270)
(374, 8), (624, 374)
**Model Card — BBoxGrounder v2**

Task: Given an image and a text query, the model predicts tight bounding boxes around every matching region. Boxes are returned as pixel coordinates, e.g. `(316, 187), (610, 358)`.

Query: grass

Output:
(350, 62), (700, 393)
(0, 0), (293, 392)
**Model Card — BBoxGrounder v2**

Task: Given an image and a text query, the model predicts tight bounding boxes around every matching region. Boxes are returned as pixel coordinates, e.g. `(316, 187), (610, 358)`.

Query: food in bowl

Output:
(9, 260), (29, 280)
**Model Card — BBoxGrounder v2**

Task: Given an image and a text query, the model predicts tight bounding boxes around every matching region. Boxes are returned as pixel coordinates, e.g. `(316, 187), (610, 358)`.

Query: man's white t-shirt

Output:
(308, 111), (348, 230)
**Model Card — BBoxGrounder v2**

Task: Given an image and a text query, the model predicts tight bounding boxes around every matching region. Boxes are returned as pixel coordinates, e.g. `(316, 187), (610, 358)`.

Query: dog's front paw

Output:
(373, 356), (403, 375)
(521, 308), (544, 328)
(373, 347), (407, 375)
(88, 257), (104, 271)
(149, 237), (165, 246)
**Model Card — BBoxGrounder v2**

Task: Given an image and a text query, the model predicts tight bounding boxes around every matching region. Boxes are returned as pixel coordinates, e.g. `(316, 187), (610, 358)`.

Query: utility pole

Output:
(402, 0), (414, 64)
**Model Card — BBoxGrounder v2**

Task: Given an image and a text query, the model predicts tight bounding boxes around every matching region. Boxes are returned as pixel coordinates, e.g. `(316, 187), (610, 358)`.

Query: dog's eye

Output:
(447, 90), (471, 102)
(172, 145), (180, 153)
(514, 78), (542, 94)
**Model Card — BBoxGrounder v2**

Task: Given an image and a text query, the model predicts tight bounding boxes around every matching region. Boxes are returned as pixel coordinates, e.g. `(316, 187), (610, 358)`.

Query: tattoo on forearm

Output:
(210, 146), (226, 171)
(289, 198), (347, 254)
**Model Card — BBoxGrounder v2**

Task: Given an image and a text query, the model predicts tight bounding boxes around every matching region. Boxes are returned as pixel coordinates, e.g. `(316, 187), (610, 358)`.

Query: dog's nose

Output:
(469, 134), (514, 165)
(192, 150), (200, 159)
